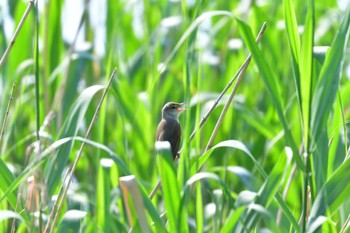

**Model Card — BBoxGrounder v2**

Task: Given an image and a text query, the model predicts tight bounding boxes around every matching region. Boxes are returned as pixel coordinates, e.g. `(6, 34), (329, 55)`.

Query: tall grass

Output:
(0, 0), (349, 232)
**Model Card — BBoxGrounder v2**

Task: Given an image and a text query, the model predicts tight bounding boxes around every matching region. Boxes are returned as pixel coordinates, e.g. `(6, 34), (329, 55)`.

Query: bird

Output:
(156, 102), (186, 159)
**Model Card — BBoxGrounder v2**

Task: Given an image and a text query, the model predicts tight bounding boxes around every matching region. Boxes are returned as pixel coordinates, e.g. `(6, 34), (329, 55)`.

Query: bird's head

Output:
(162, 102), (186, 120)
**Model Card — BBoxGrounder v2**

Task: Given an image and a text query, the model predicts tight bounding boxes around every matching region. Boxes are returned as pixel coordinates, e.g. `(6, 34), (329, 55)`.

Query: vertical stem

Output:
(42, 0), (51, 112)
(33, 1), (43, 231)
(34, 0), (40, 143)
(204, 22), (267, 152)
(302, 153), (310, 232)
(0, 1), (35, 68)
(0, 81), (16, 150)
(189, 23), (267, 141)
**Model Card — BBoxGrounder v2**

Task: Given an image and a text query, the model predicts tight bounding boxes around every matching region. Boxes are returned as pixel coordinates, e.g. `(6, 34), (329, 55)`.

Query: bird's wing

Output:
(156, 119), (166, 141)
(156, 119), (181, 158)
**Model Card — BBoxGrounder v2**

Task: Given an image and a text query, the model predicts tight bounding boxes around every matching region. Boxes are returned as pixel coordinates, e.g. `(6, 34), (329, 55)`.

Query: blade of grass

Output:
(156, 141), (183, 233)
(56, 210), (87, 232)
(192, 139), (301, 232)
(195, 182), (203, 233)
(299, 1), (315, 231)
(139, 187), (166, 232)
(307, 157), (350, 232)
(182, 172), (235, 206)
(243, 151), (289, 232)
(283, 0), (302, 113)
(204, 23), (267, 152)
(0, 0), (35, 69)
(0, 159), (17, 209)
(299, 0), (314, 152)
(190, 22), (267, 141)
(34, 0), (40, 144)
(220, 207), (247, 233)
(44, 68), (117, 233)
(328, 92), (349, 175)
(96, 159), (113, 233)
(120, 175), (150, 233)
(283, 0), (300, 65)
(191, 140), (266, 177)
(45, 84), (105, 194)
(0, 210), (24, 223)
(0, 81), (16, 150)
(0, 135), (131, 207)
(310, 5), (350, 146)
(236, 18), (304, 171)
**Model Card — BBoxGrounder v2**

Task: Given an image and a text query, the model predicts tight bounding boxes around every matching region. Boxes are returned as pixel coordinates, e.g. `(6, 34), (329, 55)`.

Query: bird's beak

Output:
(177, 103), (187, 112)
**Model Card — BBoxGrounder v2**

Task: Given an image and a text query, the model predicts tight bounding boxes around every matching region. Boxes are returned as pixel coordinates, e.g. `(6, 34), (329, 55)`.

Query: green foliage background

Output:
(0, 0), (349, 232)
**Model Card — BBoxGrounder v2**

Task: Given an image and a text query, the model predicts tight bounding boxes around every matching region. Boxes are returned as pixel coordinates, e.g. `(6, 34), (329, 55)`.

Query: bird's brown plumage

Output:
(156, 102), (185, 159)
(156, 118), (181, 158)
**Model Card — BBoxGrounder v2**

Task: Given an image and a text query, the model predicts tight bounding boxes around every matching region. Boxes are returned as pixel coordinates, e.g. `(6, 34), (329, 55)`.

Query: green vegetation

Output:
(0, 0), (349, 232)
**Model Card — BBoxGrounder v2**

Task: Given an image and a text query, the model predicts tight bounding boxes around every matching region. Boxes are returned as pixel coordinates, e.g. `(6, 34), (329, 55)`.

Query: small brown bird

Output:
(156, 102), (186, 159)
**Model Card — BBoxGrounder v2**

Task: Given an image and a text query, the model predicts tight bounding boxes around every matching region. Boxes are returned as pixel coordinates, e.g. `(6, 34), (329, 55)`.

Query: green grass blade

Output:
(211, 166), (259, 192)
(0, 136), (131, 205)
(156, 141), (183, 233)
(56, 210), (87, 233)
(139, 188), (166, 233)
(243, 153), (289, 232)
(0, 159), (16, 209)
(96, 159), (113, 232)
(40, 136), (131, 174)
(283, 0), (300, 65)
(283, 0), (302, 113)
(192, 140), (300, 232)
(183, 172), (235, 206)
(310, 5), (350, 145)
(247, 204), (279, 232)
(119, 175), (150, 232)
(307, 157), (350, 232)
(0, 210), (24, 223)
(220, 207), (247, 233)
(45, 85), (105, 194)
(195, 182), (203, 233)
(299, 0), (314, 151)
(236, 18), (304, 171)
(191, 140), (266, 178)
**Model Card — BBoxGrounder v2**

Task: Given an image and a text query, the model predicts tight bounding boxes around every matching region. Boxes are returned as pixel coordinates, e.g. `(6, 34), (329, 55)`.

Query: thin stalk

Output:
(340, 213), (350, 233)
(44, 68), (117, 233)
(277, 142), (304, 225)
(0, 0), (35, 69)
(204, 22), (267, 152)
(33, 1), (44, 231)
(302, 155), (310, 232)
(149, 180), (161, 199)
(148, 157), (178, 199)
(34, 0), (40, 143)
(204, 55), (249, 152)
(0, 81), (16, 150)
(276, 163), (297, 225)
(338, 92), (349, 160)
(44, 167), (71, 233)
(42, 0), (51, 112)
(10, 178), (22, 233)
(189, 22), (267, 141)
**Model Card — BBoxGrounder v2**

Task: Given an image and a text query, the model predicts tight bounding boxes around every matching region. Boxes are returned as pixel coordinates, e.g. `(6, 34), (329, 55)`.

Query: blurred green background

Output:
(0, 0), (349, 232)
